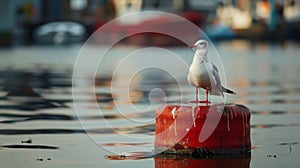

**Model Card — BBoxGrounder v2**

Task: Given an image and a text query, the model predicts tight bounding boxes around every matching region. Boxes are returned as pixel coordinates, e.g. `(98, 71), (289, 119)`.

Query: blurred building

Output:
(1, 0), (300, 46)
(213, 0), (300, 40)
(1, 0), (117, 46)
(0, 0), (219, 46)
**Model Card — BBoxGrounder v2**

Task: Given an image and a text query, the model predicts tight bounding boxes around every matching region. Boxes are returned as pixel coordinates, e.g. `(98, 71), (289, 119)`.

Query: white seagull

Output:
(188, 39), (236, 104)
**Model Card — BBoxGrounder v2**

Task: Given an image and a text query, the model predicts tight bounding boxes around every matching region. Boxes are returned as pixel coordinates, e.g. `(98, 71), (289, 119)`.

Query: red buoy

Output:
(154, 103), (251, 156)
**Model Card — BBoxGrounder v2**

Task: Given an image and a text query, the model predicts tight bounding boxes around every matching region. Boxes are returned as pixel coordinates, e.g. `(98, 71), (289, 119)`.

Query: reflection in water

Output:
(106, 151), (251, 168)
(0, 113), (73, 124)
(155, 156), (250, 168)
(0, 128), (86, 135)
(0, 144), (59, 150)
(0, 123), (155, 135)
(106, 152), (154, 160)
(251, 123), (300, 129)
(278, 142), (299, 154)
(278, 142), (299, 146)
(251, 110), (300, 115)
(0, 102), (65, 111)
(111, 68), (180, 106)
(102, 142), (150, 146)
(95, 93), (114, 103)
(0, 69), (70, 111)
(1, 69), (72, 91)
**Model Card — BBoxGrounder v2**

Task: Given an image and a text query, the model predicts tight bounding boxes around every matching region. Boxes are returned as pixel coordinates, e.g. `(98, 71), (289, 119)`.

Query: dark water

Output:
(0, 41), (300, 168)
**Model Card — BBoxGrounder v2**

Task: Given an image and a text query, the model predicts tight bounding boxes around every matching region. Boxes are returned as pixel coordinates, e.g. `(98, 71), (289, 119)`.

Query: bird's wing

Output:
(211, 63), (236, 95)
(211, 63), (224, 97)
(211, 63), (219, 72)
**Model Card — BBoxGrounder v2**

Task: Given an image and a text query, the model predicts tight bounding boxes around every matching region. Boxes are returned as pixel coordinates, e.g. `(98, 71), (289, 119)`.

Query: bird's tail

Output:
(221, 86), (236, 95)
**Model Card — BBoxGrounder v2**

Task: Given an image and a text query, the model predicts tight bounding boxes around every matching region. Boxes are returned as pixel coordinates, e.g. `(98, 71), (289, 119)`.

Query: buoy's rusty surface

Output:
(154, 103), (251, 156)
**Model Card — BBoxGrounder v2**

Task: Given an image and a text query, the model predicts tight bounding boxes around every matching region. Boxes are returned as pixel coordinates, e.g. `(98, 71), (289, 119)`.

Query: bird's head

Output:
(189, 40), (208, 50)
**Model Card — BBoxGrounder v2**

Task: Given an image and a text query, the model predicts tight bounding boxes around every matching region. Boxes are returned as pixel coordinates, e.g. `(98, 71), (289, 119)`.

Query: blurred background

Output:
(1, 1), (300, 168)
(1, 0), (300, 46)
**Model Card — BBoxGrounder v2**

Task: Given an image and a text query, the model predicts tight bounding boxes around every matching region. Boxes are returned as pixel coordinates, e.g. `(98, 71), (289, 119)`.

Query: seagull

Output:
(187, 39), (236, 104)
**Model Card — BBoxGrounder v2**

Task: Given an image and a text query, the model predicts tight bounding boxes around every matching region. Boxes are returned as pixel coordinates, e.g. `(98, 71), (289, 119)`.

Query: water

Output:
(0, 40), (300, 168)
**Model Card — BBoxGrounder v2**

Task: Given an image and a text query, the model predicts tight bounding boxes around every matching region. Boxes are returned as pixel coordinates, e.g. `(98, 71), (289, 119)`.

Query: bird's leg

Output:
(205, 89), (210, 105)
(192, 87), (199, 127)
(196, 87), (199, 104)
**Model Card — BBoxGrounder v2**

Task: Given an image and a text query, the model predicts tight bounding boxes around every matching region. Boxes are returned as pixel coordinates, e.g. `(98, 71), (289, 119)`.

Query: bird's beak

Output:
(189, 45), (196, 48)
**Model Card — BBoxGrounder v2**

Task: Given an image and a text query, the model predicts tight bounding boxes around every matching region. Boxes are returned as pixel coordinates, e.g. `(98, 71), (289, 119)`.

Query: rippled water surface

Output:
(0, 40), (300, 168)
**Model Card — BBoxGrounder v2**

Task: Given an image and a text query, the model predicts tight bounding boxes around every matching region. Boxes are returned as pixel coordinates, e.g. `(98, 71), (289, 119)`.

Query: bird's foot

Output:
(189, 100), (211, 105)
(205, 100), (211, 105)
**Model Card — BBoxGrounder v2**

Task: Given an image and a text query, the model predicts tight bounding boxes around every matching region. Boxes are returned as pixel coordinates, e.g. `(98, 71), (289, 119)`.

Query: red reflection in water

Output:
(106, 152), (251, 168)
(155, 156), (250, 168)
